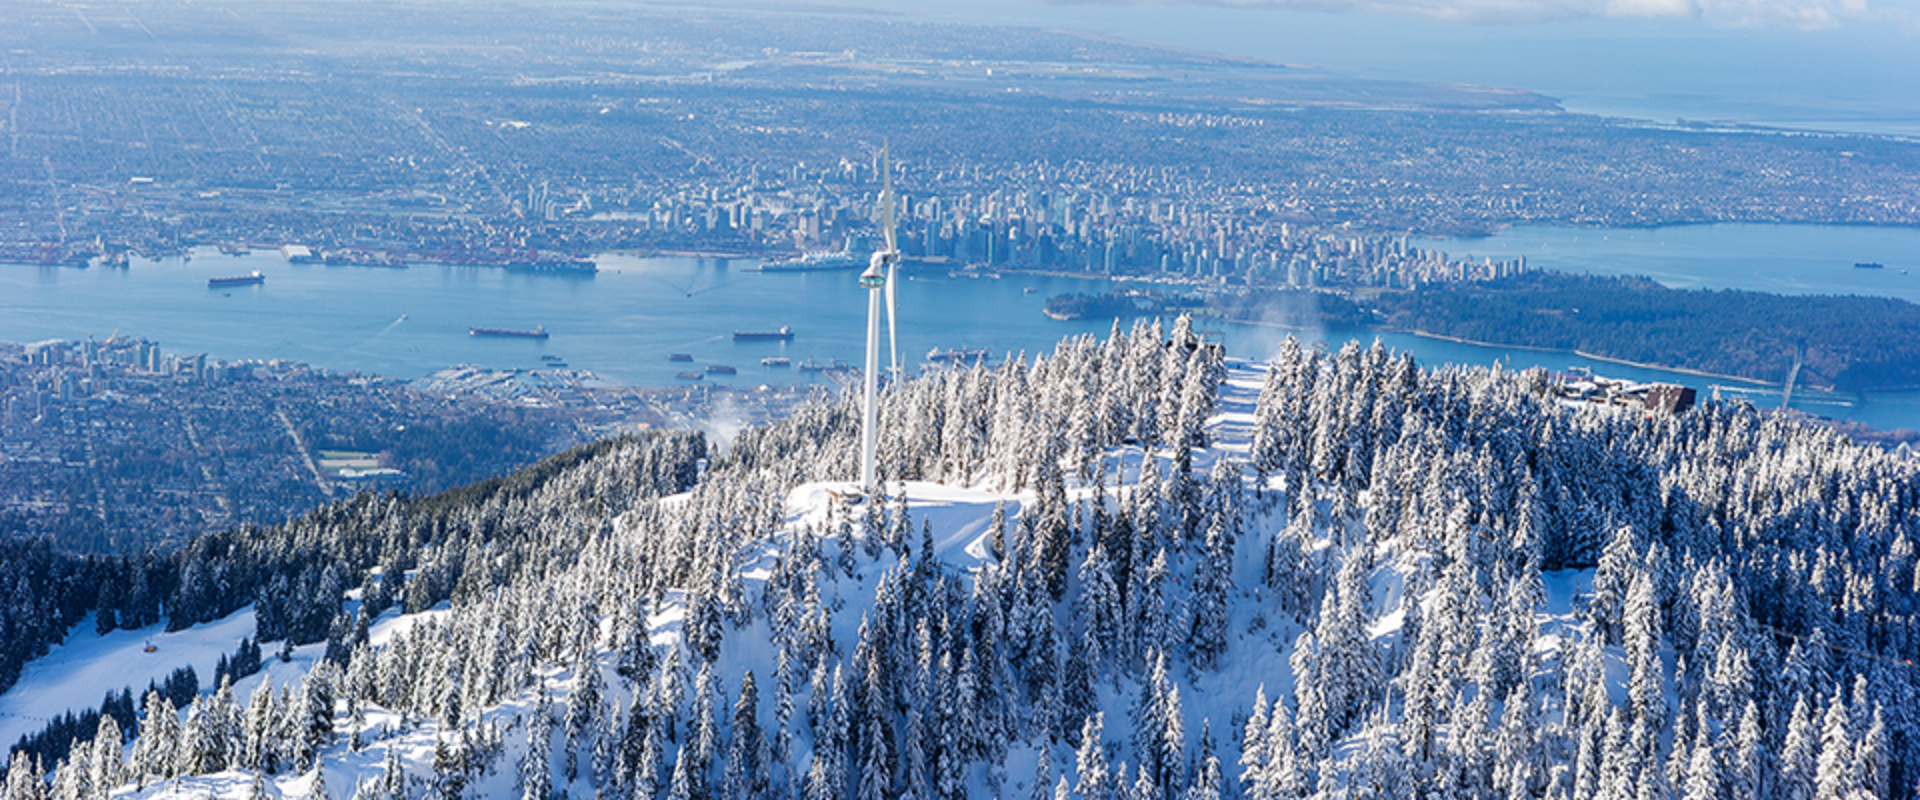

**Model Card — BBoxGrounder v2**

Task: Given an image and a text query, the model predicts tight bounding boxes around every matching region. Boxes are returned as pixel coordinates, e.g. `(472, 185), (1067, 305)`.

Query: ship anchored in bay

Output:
(469, 325), (549, 339)
(208, 271), (265, 288)
(733, 326), (794, 341)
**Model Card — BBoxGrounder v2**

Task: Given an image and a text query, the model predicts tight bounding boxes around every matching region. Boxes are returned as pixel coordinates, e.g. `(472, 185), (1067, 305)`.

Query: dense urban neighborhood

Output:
(0, 338), (820, 551)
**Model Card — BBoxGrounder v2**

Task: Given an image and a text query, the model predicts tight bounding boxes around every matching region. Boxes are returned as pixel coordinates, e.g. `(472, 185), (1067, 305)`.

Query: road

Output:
(1782, 345), (1803, 410)
(277, 407), (334, 498)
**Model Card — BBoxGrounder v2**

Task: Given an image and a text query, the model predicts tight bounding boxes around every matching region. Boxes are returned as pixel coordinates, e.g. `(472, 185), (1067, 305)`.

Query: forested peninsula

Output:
(1366, 272), (1920, 391)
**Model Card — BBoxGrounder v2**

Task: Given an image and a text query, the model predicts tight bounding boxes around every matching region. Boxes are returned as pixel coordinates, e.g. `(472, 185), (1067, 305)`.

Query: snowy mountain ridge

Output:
(2, 320), (1915, 800)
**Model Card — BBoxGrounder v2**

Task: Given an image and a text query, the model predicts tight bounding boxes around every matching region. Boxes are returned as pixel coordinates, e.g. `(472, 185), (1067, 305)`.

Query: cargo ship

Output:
(667, 353), (694, 362)
(208, 271), (266, 288)
(706, 364), (738, 375)
(734, 326), (794, 341)
(469, 325), (549, 339)
(676, 371), (703, 380)
(1856, 262), (1886, 269)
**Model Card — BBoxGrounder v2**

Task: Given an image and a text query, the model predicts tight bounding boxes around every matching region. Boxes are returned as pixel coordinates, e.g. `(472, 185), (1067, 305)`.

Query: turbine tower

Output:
(859, 142), (900, 495)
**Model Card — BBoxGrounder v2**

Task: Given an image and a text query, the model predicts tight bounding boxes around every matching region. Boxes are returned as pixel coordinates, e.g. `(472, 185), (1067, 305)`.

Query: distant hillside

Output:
(0, 430), (706, 700)
(1369, 271), (1920, 390)
(0, 322), (1916, 800)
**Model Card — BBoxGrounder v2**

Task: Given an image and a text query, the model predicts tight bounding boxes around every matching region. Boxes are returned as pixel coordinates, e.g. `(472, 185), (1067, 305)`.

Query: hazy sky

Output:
(811, 0), (1920, 135)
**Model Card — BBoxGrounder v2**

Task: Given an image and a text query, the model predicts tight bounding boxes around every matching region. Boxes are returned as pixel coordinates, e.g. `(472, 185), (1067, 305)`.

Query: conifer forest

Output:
(1, 320), (1916, 800)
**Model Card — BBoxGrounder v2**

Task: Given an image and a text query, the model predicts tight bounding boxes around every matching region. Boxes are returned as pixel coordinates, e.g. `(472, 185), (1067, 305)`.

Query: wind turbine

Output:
(859, 142), (901, 495)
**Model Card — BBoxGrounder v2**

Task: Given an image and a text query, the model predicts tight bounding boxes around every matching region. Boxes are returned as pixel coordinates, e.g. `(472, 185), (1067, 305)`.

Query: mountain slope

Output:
(3, 319), (1917, 800)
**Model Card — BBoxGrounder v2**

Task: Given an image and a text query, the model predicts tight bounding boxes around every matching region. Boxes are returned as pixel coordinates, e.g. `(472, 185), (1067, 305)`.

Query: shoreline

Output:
(1200, 315), (1323, 333)
(1390, 328), (1784, 387)
(1569, 349), (1787, 388)
(1052, 315), (1842, 395)
(606, 249), (765, 260)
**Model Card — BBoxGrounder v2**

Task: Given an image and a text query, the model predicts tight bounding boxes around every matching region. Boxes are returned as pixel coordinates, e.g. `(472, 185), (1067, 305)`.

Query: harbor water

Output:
(6, 223), (1920, 432)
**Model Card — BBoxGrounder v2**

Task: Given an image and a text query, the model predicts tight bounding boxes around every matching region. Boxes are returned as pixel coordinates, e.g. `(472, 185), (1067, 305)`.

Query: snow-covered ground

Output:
(0, 611), (257, 749)
(2, 356), (1617, 799)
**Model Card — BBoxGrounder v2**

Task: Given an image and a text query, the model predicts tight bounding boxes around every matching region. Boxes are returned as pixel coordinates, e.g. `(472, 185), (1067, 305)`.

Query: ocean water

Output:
(1410, 223), (1920, 431)
(1411, 223), (1920, 299)
(875, 2), (1920, 138)
(0, 250), (1133, 388)
(4, 231), (1917, 431)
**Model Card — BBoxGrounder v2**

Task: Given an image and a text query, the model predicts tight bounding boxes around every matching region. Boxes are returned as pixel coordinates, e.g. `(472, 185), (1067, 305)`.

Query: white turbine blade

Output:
(881, 141), (897, 254)
(886, 261), (899, 376)
(862, 277), (880, 493)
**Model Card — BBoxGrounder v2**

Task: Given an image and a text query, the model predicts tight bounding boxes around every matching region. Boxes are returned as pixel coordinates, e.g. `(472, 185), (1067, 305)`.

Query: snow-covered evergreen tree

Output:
(519, 686), (553, 800)
(17, 322), (1920, 800)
